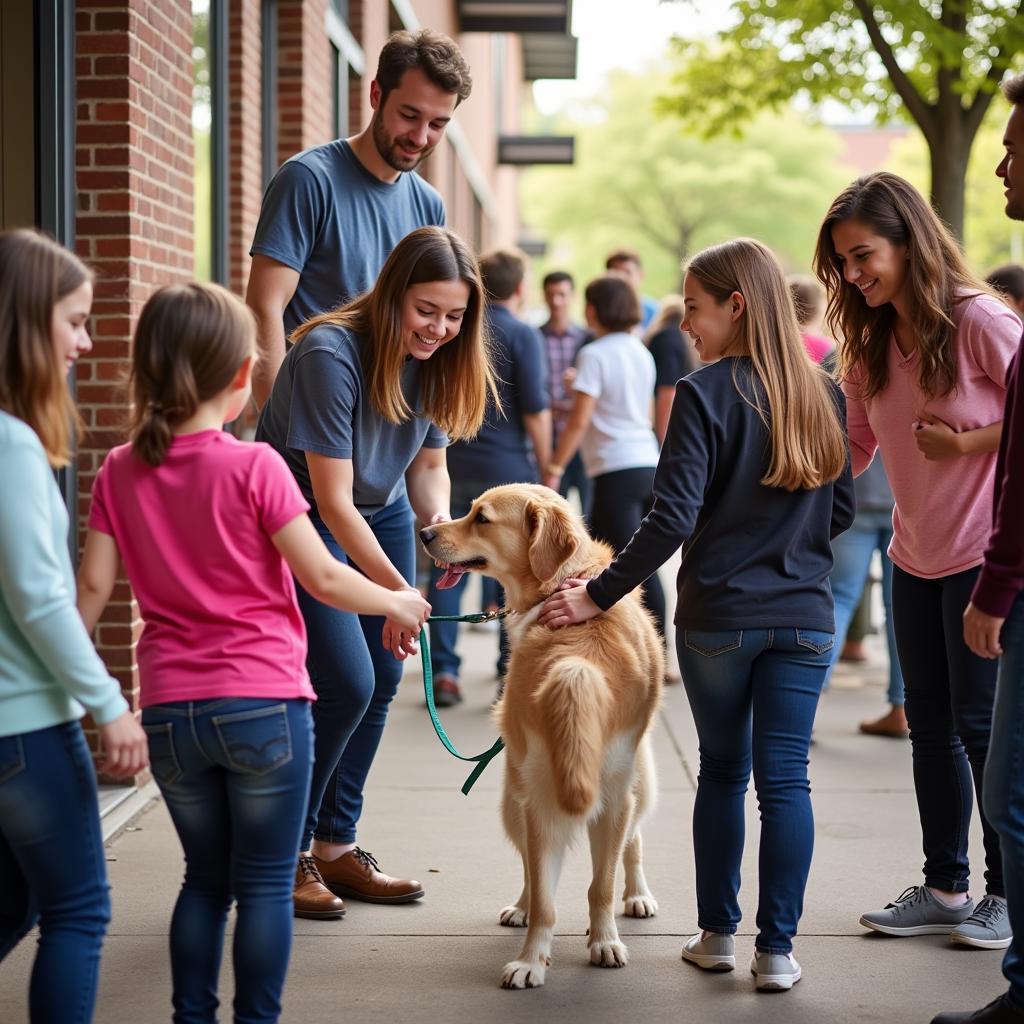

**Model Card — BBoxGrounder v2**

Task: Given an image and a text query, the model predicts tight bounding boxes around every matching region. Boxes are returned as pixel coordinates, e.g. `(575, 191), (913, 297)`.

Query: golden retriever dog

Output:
(419, 484), (663, 990)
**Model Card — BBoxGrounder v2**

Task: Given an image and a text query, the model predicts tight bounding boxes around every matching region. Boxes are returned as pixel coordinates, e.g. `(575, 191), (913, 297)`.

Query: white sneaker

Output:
(751, 949), (801, 991)
(681, 931), (735, 971)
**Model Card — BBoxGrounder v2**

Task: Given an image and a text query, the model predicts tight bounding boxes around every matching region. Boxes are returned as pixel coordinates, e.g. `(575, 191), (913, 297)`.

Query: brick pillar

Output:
(228, 0), (264, 295)
(276, 0), (332, 165)
(74, 0), (195, 779)
(347, 0), (365, 134)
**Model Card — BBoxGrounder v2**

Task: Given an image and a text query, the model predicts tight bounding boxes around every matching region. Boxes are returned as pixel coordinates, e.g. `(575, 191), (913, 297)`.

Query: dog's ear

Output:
(526, 498), (580, 585)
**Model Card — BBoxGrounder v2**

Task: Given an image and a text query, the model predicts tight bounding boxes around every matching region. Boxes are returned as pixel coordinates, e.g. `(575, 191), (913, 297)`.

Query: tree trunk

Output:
(928, 115), (970, 243)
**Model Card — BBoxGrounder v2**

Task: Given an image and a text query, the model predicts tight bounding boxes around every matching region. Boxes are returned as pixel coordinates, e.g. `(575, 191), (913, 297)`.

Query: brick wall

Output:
(74, 0), (195, 779)
(277, 0), (332, 165)
(228, 0), (264, 294)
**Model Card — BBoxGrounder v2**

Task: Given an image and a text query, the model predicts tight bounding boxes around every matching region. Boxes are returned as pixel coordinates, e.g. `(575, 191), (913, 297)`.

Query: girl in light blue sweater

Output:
(0, 230), (148, 1023)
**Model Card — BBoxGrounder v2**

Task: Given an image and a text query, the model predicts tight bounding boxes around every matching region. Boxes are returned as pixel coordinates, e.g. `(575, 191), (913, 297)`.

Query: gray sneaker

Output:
(860, 885), (974, 936)
(950, 895), (1012, 950)
(681, 931), (735, 971)
(751, 949), (801, 991)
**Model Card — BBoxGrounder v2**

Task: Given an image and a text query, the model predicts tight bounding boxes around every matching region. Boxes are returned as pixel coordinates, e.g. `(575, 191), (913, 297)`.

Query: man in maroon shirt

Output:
(933, 71), (1024, 1024)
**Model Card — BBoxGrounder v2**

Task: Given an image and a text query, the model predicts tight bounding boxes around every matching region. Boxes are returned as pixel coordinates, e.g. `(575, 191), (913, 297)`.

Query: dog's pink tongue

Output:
(436, 564), (467, 590)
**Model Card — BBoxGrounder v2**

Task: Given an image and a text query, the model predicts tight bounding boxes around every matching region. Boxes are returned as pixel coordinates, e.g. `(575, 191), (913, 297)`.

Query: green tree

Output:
(521, 66), (852, 300)
(660, 0), (1023, 240)
(885, 105), (1024, 271)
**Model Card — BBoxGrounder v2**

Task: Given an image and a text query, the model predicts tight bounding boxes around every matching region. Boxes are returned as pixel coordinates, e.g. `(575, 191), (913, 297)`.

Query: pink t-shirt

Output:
(801, 332), (836, 365)
(843, 293), (1022, 579)
(88, 430), (316, 706)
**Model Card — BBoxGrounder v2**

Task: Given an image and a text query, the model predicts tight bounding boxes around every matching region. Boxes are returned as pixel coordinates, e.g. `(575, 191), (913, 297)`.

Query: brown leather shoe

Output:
(294, 854), (346, 919)
(314, 848), (424, 904)
(859, 705), (910, 738)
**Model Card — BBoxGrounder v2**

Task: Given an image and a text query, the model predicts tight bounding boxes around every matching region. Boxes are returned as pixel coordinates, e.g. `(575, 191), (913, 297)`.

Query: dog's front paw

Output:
(499, 904), (528, 927)
(589, 939), (629, 968)
(623, 893), (658, 918)
(500, 959), (546, 989)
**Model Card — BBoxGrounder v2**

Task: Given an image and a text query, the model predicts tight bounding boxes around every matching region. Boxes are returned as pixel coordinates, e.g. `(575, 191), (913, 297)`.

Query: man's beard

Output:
(372, 114), (434, 173)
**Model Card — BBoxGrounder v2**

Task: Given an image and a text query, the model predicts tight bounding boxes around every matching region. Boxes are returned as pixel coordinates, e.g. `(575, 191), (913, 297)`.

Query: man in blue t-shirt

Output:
(246, 28), (472, 408)
(427, 249), (551, 707)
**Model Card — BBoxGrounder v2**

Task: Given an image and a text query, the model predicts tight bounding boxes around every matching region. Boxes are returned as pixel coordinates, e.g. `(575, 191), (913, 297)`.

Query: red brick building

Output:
(1, 0), (575, 791)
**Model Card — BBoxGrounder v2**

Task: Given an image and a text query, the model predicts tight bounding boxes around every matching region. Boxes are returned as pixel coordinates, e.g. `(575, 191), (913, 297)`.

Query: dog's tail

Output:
(534, 657), (610, 817)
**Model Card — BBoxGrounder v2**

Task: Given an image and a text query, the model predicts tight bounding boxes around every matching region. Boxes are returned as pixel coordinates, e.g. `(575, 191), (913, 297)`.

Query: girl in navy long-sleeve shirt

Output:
(541, 238), (854, 993)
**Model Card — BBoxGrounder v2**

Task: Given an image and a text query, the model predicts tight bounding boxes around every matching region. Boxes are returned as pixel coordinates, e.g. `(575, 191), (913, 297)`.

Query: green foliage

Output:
(660, 0), (1023, 133)
(886, 107), (1024, 272)
(521, 65), (853, 301)
(658, 1), (1023, 235)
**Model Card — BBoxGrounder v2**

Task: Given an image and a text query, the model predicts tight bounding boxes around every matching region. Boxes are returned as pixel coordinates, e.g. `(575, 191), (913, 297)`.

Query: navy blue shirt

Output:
(587, 357), (855, 632)
(446, 305), (549, 484)
(255, 323), (448, 516)
(250, 140), (445, 334)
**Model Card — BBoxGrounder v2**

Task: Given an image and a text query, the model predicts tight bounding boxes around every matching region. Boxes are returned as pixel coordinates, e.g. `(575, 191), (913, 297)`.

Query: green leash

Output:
(419, 609), (508, 795)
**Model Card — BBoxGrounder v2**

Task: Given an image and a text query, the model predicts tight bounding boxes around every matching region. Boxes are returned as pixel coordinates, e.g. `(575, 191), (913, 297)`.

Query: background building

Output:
(0, 0), (576, 790)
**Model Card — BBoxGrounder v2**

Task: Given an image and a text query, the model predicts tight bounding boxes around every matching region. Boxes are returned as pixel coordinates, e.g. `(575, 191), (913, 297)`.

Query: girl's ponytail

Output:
(128, 282), (255, 466)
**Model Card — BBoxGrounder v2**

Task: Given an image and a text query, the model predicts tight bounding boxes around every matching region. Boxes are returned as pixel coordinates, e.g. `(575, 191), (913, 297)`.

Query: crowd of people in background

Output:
(1, 22), (1023, 1024)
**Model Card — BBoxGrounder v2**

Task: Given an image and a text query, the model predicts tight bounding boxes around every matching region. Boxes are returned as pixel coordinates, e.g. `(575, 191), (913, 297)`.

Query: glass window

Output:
(193, 0), (213, 279)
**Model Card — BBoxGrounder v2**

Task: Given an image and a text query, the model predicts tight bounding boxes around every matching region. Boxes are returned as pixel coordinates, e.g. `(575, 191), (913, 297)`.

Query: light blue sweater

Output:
(0, 410), (128, 737)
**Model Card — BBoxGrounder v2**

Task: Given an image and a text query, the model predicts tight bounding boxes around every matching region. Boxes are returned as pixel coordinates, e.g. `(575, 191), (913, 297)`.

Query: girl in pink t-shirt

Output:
(76, 283), (429, 1023)
(815, 172), (1021, 953)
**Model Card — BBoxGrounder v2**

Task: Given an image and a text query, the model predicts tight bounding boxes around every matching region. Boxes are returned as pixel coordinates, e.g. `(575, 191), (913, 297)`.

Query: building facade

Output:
(0, 0), (575, 782)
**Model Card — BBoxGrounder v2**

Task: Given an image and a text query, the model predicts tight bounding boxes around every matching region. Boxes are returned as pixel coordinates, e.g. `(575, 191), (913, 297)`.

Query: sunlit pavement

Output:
(0, 570), (1004, 1023)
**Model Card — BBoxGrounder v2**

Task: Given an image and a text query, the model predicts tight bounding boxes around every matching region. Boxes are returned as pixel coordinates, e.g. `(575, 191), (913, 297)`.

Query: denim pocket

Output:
(0, 735), (26, 786)
(683, 630), (743, 657)
(143, 722), (184, 785)
(211, 704), (292, 776)
(795, 629), (835, 655)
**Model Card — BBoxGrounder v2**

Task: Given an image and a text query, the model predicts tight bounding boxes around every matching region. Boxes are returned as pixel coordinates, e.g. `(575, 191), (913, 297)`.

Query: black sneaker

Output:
(931, 994), (1024, 1023)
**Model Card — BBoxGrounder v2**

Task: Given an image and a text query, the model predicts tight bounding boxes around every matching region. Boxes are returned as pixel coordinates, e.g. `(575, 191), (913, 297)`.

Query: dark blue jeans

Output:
(982, 593), (1024, 1009)
(296, 498), (414, 848)
(677, 626), (832, 954)
(892, 565), (1003, 896)
(142, 698), (313, 1024)
(427, 478), (509, 680)
(826, 508), (904, 704)
(0, 720), (111, 1024)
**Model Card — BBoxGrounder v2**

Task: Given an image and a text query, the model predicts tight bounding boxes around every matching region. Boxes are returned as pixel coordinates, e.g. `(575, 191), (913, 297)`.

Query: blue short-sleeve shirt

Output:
(255, 323), (448, 516)
(446, 305), (549, 484)
(250, 140), (446, 333)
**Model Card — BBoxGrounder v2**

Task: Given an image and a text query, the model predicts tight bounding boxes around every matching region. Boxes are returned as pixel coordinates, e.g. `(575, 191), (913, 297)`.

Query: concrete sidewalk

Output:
(0, 599), (1007, 1023)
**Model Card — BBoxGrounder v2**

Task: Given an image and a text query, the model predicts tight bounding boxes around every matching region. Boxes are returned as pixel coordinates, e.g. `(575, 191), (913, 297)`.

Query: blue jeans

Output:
(893, 565), (1003, 896)
(826, 509), (904, 704)
(142, 698), (313, 1024)
(427, 478), (509, 680)
(296, 498), (414, 847)
(677, 626), (833, 953)
(0, 721), (111, 1024)
(983, 593), (1024, 1009)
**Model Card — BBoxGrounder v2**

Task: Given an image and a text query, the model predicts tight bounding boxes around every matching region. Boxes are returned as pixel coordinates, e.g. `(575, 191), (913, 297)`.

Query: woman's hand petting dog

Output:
(539, 578), (602, 628)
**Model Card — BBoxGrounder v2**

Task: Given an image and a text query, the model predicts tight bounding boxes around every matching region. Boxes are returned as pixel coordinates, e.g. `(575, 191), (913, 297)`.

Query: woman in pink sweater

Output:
(814, 172), (1022, 951)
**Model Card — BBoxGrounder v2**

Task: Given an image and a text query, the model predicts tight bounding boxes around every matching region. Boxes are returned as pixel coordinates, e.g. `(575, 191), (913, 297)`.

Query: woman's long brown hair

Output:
(291, 226), (498, 440)
(687, 238), (847, 491)
(0, 229), (91, 467)
(813, 172), (989, 399)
